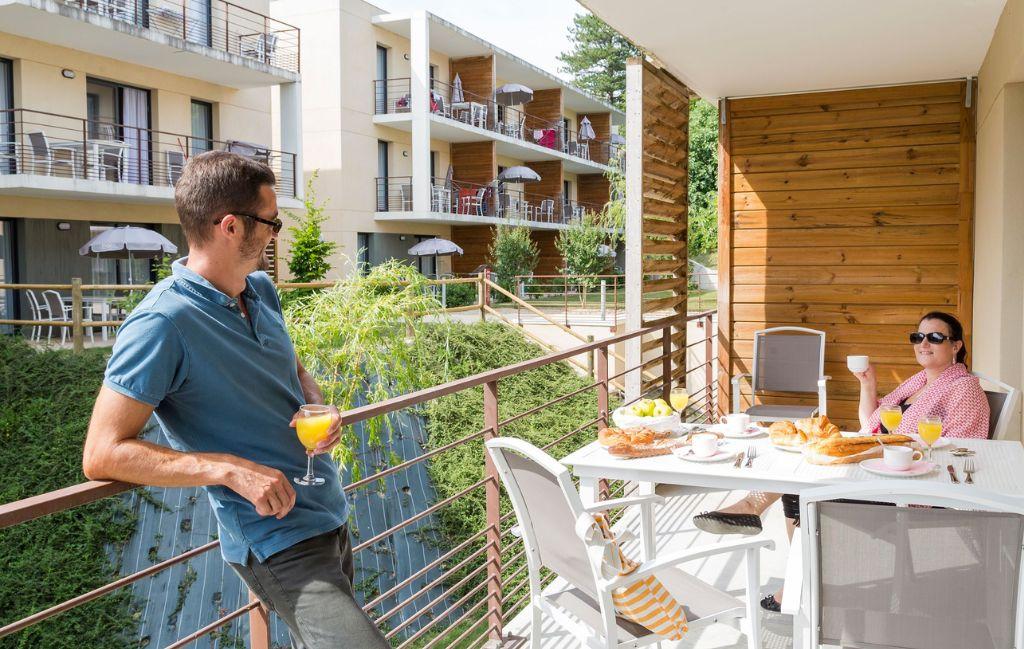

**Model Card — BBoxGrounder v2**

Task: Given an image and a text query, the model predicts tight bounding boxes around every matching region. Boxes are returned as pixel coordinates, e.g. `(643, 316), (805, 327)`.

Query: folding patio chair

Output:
(487, 437), (772, 649)
(973, 371), (1021, 440)
(730, 326), (829, 421)
(799, 481), (1024, 649)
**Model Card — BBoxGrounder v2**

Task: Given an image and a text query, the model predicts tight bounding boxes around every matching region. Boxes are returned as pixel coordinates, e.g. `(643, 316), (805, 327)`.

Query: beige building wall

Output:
(974, 0), (1024, 439)
(0, 31), (275, 225)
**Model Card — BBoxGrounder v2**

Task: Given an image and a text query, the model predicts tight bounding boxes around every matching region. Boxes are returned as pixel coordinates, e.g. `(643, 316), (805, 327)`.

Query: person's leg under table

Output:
(230, 525), (390, 649)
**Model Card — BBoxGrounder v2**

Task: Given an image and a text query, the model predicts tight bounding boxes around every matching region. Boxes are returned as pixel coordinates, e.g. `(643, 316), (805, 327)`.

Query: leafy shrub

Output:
(0, 337), (138, 648)
(442, 280), (478, 308)
(487, 225), (538, 297)
(555, 214), (616, 290)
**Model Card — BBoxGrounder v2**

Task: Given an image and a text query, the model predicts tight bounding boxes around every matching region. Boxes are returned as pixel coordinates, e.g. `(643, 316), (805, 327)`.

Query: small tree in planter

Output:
(282, 171), (336, 304)
(488, 225), (538, 300)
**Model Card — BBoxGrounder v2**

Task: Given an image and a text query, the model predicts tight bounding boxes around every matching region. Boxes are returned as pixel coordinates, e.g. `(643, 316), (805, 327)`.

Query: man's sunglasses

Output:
(216, 212), (283, 234)
(909, 331), (955, 345)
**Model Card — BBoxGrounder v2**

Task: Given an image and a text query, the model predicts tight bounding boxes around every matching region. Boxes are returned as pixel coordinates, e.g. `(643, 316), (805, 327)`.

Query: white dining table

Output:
(561, 434), (1024, 648)
(49, 139), (131, 181)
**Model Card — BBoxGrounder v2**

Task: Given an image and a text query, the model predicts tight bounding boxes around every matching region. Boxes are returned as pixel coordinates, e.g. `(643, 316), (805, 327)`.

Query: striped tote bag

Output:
(593, 514), (689, 640)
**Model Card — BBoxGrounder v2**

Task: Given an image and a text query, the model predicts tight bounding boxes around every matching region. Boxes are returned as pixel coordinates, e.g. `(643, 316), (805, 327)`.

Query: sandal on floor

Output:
(693, 511), (763, 536)
(760, 595), (782, 613)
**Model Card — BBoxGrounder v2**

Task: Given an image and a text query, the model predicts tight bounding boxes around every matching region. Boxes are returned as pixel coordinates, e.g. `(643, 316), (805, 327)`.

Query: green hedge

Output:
(0, 336), (137, 649)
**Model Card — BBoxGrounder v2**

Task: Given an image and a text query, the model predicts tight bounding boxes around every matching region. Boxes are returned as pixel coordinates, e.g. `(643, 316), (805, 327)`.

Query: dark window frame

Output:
(190, 99), (214, 155)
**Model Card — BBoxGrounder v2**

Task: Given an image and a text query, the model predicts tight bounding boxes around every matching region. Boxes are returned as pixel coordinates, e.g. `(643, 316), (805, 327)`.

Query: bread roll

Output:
(607, 438), (684, 458)
(598, 426), (659, 447)
(769, 420), (805, 447)
(809, 434), (913, 458)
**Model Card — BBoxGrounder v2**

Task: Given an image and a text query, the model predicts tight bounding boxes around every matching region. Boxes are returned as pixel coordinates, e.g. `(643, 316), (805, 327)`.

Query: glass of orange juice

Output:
(918, 415), (943, 462)
(880, 406), (903, 434)
(294, 404), (333, 486)
(669, 387), (690, 414)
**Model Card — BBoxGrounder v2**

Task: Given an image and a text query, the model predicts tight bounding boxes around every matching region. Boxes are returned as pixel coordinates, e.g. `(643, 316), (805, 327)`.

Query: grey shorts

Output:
(229, 525), (390, 649)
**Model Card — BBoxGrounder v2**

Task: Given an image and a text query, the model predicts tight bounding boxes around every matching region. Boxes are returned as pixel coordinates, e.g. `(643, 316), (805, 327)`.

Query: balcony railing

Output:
(60, 0), (300, 73)
(0, 108), (297, 198)
(0, 302), (716, 647)
(375, 176), (604, 226)
(373, 78), (621, 166)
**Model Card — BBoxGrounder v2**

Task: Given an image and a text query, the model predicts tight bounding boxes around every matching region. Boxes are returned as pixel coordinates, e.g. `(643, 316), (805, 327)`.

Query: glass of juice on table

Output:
(294, 404), (332, 486)
(918, 415), (943, 462)
(669, 387), (689, 414)
(880, 406), (903, 433)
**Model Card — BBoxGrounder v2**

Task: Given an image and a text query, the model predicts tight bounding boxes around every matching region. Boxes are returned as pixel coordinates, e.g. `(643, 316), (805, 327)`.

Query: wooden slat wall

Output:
(449, 227), (562, 275)
(452, 141), (496, 185)
(718, 81), (976, 430)
(631, 59), (690, 390)
(580, 112), (611, 164)
(531, 231), (561, 275)
(526, 89), (562, 132)
(450, 56), (494, 102)
(524, 160), (563, 202)
(577, 173), (610, 208)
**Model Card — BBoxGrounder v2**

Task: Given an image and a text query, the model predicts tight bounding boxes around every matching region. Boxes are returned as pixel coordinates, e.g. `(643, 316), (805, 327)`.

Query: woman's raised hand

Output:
(853, 364), (877, 386)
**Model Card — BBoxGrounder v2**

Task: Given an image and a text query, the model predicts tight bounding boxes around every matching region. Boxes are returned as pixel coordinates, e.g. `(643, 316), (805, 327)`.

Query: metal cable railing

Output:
(0, 299), (717, 648)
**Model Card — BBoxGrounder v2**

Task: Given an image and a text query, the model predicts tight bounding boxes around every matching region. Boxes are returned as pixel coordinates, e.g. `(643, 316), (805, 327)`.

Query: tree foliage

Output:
(487, 225), (538, 294)
(555, 213), (616, 289)
(557, 14), (640, 109)
(285, 171), (337, 284)
(687, 98), (719, 260)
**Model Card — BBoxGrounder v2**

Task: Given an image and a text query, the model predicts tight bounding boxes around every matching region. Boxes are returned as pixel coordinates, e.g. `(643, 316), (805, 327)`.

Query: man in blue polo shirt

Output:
(83, 151), (389, 649)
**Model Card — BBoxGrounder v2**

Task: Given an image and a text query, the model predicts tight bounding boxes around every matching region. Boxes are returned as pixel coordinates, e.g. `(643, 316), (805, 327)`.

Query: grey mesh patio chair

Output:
(486, 437), (772, 649)
(28, 131), (77, 177)
(798, 481), (1024, 649)
(165, 150), (185, 186)
(731, 326), (829, 421)
(973, 371), (1021, 440)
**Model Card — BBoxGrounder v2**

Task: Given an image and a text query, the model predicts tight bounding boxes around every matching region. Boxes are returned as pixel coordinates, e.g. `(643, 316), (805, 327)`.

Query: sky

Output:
(371, 0), (587, 82)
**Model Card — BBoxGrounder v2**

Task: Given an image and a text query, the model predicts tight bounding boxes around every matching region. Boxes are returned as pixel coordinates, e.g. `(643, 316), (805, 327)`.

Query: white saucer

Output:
(909, 434), (952, 450)
(672, 446), (737, 463)
(771, 443), (805, 453)
(859, 458), (937, 477)
(708, 423), (768, 439)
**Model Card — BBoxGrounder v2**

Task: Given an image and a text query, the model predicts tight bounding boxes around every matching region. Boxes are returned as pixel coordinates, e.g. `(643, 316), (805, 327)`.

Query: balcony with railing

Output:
(0, 302), (716, 648)
(1, 0), (300, 87)
(0, 108), (298, 202)
(374, 175), (605, 229)
(372, 78), (621, 172)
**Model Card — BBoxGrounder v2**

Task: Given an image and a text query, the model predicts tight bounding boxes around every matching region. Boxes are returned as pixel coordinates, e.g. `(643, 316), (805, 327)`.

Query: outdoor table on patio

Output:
(562, 435), (1024, 648)
(49, 139), (131, 181)
(61, 294), (120, 341)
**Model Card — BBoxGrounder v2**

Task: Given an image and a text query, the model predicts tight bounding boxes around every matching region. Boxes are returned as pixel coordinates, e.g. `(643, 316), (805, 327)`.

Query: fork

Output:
(744, 445), (757, 468)
(963, 458), (976, 484)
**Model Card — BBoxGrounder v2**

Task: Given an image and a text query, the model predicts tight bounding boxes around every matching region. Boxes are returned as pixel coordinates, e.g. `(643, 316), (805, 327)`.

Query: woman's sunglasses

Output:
(909, 331), (954, 345)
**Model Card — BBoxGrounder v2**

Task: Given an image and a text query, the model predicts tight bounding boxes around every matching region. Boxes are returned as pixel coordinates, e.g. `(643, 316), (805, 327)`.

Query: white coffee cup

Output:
(882, 445), (924, 471)
(691, 433), (719, 458)
(847, 355), (870, 373)
(718, 413), (751, 434)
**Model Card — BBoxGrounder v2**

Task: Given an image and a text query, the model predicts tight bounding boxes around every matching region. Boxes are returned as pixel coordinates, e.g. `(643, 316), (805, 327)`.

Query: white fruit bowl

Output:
(611, 406), (681, 433)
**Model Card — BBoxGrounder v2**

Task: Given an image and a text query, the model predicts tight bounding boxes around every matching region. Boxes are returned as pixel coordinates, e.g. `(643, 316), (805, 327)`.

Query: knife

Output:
(946, 464), (960, 484)
(733, 452), (745, 469)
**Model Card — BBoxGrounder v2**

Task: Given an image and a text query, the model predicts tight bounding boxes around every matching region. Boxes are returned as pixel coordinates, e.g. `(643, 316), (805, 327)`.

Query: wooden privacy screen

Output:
(625, 58), (690, 393)
(717, 80), (976, 430)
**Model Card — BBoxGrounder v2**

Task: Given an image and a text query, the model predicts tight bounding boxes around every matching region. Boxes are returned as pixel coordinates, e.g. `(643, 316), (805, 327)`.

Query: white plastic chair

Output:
(41, 290), (70, 344)
(25, 289), (48, 342)
(731, 326), (829, 421)
(799, 481), (1024, 649)
(487, 437), (772, 649)
(430, 184), (451, 212)
(973, 371), (1021, 440)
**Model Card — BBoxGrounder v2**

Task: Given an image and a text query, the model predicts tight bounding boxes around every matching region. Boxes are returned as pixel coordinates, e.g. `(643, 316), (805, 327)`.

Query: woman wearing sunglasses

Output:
(693, 311), (989, 613)
(854, 311), (989, 437)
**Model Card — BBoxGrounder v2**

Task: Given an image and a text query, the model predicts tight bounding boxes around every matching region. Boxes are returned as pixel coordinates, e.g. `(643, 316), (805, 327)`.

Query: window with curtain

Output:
(190, 100), (213, 155)
(86, 79), (151, 185)
(377, 140), (389, 211)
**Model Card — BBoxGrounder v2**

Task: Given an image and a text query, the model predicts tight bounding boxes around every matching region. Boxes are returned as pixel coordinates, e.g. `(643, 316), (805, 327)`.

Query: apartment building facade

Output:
(0, 0), (303, 320)
(271, 0), (622, 278)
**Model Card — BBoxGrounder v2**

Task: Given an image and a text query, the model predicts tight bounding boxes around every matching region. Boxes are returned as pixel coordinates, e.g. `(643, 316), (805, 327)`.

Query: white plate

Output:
(909, 434), (952, 450)
(672, 446), (738, 463)
(708, 423), (768, 439)
(860, 458), (938, 477)
(772, 442), (805, 453)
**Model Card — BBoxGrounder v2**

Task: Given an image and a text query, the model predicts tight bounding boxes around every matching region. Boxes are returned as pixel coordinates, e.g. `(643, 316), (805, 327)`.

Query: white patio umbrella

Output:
(495, 83), (533, 106)
(497, 166), (541, 183)
(451, 74), (465, 103)
(408, 237), (464, 279)
(79, 225), (177, 283)
(579, 116), (597, 141)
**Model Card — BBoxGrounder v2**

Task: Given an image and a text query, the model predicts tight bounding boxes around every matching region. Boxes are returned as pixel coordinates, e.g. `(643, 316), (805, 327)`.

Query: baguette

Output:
(809, 434), (913, 458)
